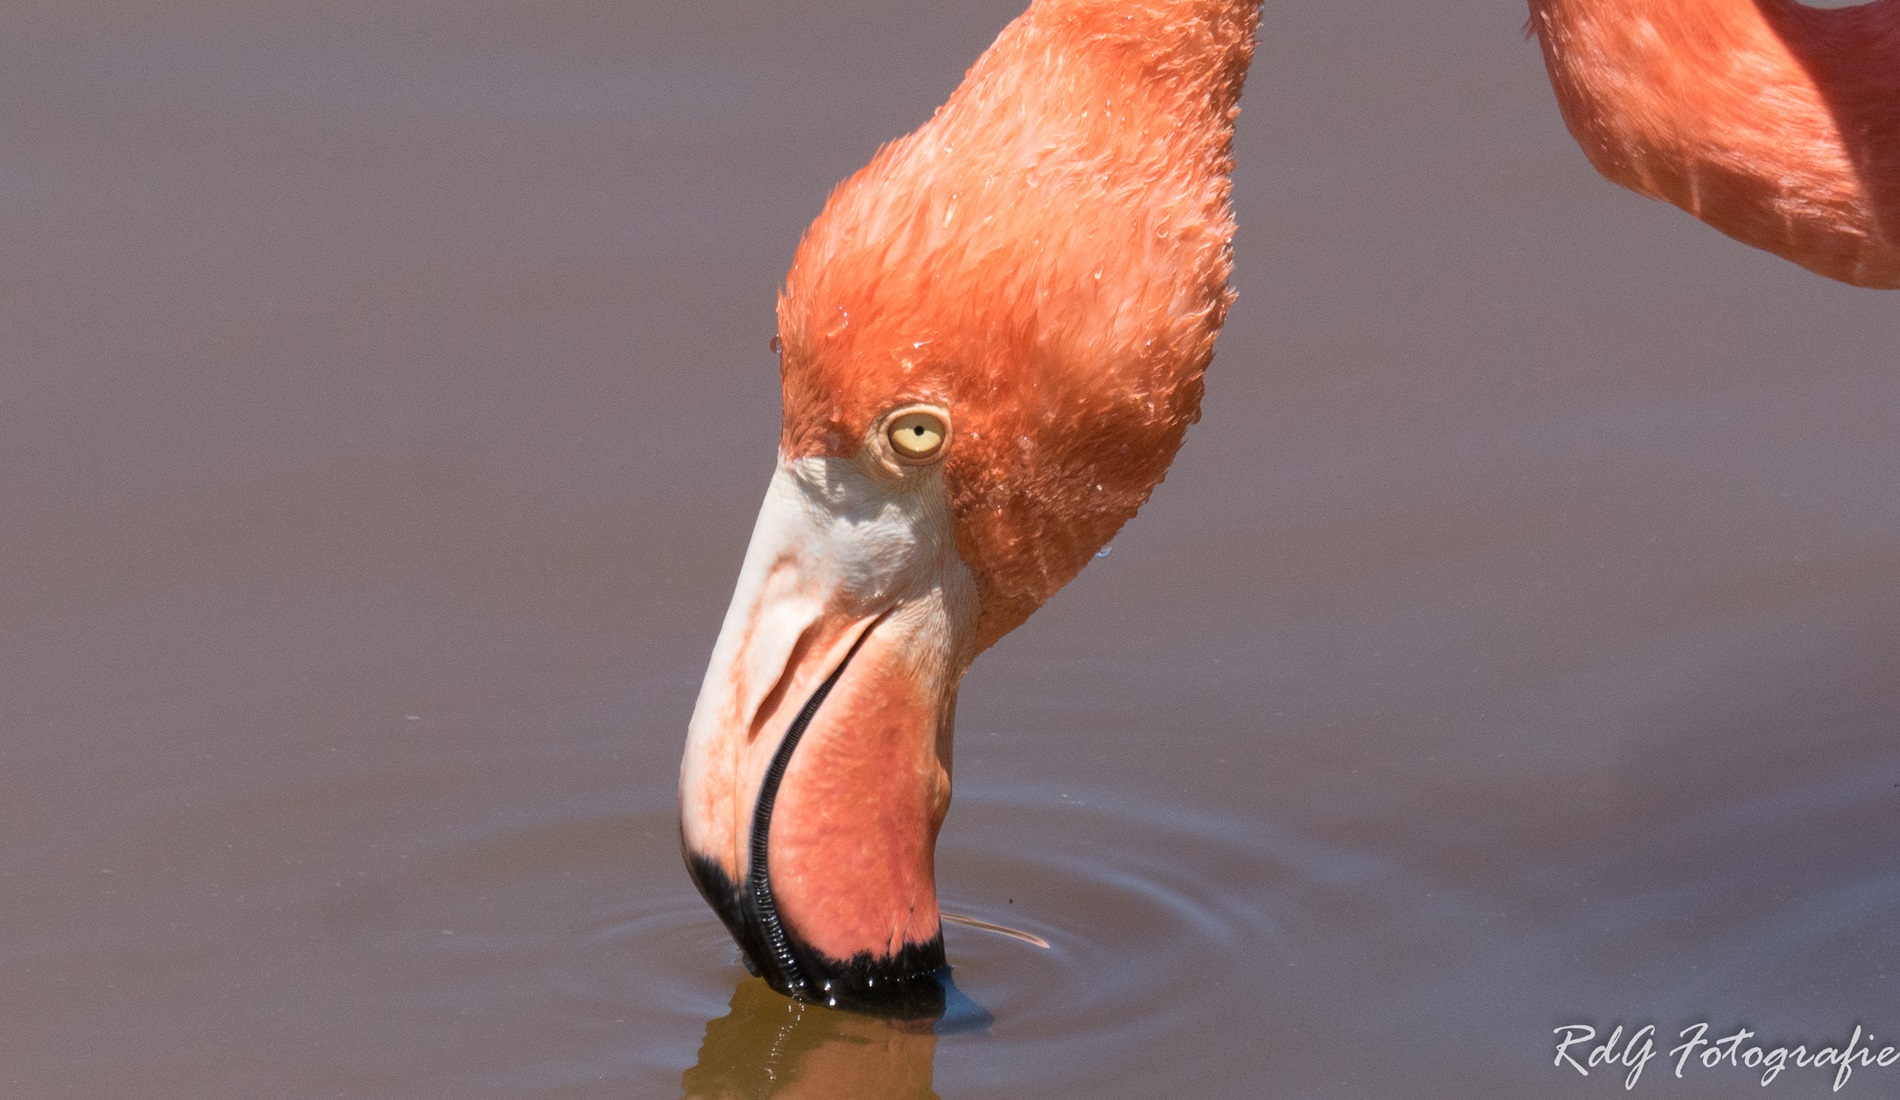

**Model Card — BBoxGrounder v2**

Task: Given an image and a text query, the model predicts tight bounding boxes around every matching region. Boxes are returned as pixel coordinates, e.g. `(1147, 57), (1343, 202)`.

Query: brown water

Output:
(5, 1), (1898, 1097)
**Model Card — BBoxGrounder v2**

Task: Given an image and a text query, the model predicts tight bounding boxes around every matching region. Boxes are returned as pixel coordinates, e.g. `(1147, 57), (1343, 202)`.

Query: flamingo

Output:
(678, 0), (1899, 1016)
(1529, 0), (1900, 288)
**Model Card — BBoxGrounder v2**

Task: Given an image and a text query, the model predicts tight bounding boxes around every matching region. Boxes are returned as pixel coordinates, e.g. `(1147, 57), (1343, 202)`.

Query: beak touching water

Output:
(680, 419), (979, 1017)
(677, 0), (1260, 1018)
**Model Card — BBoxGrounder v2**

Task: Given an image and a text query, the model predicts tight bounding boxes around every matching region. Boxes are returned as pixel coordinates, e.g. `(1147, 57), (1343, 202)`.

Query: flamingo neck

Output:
(1530, 0), (1900, 287)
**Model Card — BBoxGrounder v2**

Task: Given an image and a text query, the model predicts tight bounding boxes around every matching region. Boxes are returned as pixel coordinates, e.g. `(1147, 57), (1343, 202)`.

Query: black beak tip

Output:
(684, 849), (949, 1020)
(804, 939), (949, 1021)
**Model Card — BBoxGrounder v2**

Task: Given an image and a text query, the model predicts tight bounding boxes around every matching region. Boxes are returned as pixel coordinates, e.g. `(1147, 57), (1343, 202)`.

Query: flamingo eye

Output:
(886, 408), (948, 462)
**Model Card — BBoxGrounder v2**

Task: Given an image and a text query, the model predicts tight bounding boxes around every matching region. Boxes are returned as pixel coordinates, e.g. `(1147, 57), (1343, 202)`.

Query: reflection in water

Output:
(942, 911), (1052, 950)
(682, 979), (941, 1100)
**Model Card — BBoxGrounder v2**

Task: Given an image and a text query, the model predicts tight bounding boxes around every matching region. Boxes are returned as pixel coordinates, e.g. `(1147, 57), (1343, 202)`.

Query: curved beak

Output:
(680, 455), (976, 1016)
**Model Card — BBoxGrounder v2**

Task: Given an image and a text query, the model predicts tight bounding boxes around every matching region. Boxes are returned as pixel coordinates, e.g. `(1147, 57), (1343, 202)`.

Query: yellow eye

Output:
(887, 409), (948, 462)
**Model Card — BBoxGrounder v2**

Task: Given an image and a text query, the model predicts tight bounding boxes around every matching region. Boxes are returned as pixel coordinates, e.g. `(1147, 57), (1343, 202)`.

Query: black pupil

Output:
(911, 427), (924, 436)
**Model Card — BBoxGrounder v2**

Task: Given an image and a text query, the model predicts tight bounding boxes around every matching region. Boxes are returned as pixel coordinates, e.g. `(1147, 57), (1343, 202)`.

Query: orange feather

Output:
(777, 0), (1262, 651)
(1530, 0), (1900, 288)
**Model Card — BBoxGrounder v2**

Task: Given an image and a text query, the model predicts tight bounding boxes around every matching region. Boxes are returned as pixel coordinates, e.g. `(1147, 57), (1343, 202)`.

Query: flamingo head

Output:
(679, 0), (1259, 1015)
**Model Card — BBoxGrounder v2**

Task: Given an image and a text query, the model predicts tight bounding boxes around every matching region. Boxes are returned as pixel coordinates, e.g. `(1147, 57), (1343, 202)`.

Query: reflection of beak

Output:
(682, 978), (940, 1100)
(680, 456), (976, 1017)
